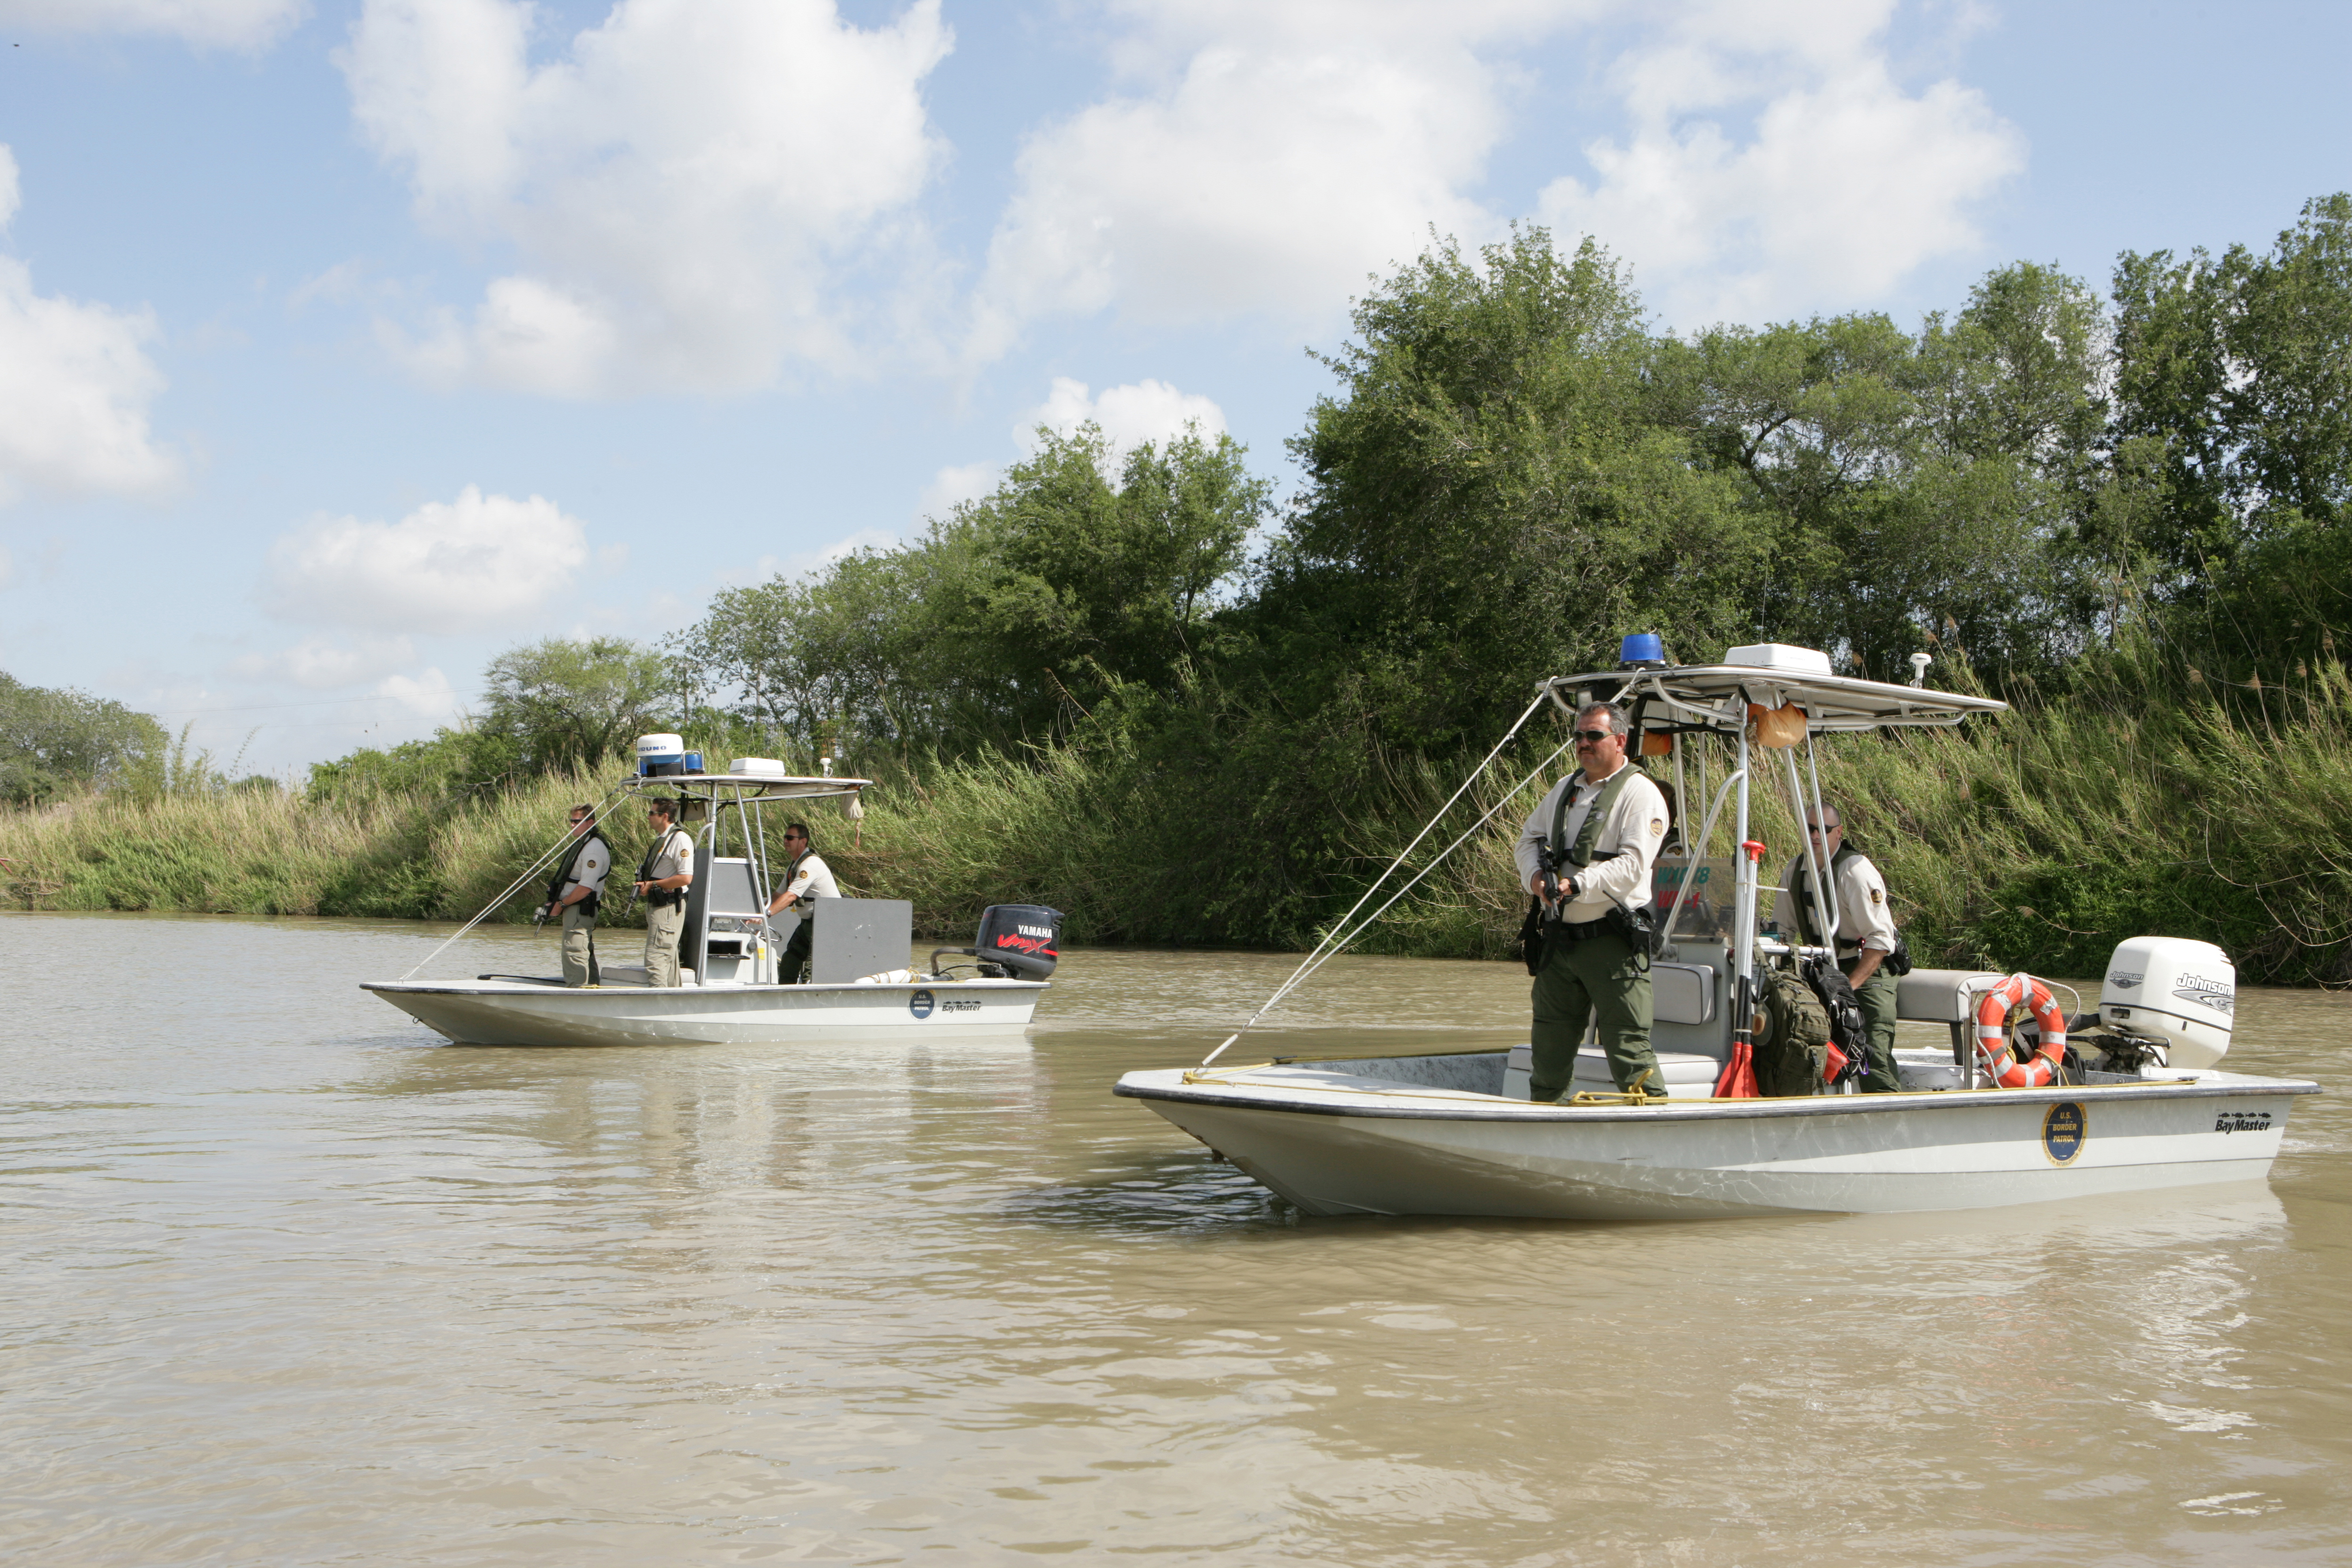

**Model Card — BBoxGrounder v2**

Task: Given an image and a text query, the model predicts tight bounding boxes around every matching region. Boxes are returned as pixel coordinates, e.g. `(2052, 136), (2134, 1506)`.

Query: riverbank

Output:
(5, 670), (2349, 982)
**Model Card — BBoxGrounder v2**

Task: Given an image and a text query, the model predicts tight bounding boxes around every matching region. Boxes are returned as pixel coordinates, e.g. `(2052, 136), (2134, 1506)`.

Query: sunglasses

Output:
(783, 833), (807, 841)
(1572, 728), (1615, 743)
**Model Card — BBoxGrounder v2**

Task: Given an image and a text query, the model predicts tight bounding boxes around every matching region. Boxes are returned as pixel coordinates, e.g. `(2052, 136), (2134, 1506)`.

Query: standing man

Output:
(539, 804), (612, 988)
(1513, 701), (1674, 1102)
(1778, 806), (1904, 1093)
(765, 822), (839, 984)
(634, 798), (695, 988)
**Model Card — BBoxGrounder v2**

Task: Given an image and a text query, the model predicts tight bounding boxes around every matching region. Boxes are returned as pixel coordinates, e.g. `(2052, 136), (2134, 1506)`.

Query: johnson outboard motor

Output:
(935, 904), (1063, 980)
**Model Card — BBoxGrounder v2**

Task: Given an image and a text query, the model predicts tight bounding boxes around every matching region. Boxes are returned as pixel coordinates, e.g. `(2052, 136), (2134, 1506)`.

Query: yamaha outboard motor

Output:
(938, 905), (1062, 980)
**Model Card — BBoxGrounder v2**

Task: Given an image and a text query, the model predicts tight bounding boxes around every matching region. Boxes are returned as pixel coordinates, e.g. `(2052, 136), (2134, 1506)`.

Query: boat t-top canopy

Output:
(616, 769), (872, 802)
(1543, 643), (2009, 734)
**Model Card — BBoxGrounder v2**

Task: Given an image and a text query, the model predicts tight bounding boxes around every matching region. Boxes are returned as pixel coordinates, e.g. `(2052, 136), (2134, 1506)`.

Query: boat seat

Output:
(581, 964), (696, 988)
(1653, 962), (1715, 1024)
(1570, 1048), (1721, 1088)
(1896, 968), (2006, 1022)
(1502, 1045), (1722, 1100)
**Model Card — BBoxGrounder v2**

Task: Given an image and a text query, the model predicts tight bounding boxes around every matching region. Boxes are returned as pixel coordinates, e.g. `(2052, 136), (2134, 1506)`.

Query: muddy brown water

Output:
(3, 911), (2346, 1565)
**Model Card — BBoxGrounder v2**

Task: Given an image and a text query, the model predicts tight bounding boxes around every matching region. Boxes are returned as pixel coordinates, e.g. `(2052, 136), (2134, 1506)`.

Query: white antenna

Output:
(1907, 652), (1932, 687)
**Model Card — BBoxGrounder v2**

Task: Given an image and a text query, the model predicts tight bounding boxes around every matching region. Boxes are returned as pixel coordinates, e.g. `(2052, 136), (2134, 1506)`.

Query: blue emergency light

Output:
(1617, 632), (1666, 669)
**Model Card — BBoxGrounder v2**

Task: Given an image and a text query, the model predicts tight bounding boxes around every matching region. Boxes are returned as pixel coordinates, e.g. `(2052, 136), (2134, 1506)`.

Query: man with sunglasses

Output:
(764, 823), (838, 983)
(539, 804), (612, 987)
(634, 798), (695, 987)
(1776, 807), (1906, 1092)
(1513, 701), (1673, 1102)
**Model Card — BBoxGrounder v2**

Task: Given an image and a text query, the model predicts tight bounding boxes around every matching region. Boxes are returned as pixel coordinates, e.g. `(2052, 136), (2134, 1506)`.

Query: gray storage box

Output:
(775, 898), (914, 984)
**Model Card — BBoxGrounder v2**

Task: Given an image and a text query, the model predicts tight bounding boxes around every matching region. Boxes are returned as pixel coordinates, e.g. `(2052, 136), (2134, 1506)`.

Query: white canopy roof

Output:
(616, 772), (872, 801)
(1545, 664), (2008, 733)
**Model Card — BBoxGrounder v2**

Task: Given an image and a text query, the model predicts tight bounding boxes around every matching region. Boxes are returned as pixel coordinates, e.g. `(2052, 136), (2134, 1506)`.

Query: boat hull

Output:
(365, 978), (1044, 1047)
(1116, 1060), (2315, 1219)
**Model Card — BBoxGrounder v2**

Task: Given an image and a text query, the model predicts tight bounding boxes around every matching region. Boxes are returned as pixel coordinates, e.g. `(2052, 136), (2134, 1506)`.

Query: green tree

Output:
(0, 672), (168, 806)
(2111, 193), (2352, 673)
(482, 637), (679, 772)
(680, 424), (1266, 755)
(304, 724), (524, 805)
(1668, 262), (2106, 685)
(1272, 228), (1769, 751)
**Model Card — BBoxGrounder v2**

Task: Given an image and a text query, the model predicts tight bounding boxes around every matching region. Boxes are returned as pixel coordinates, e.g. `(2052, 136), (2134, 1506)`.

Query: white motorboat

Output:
(366, 741), (1059, 1046)
(1115, 641), (2319, 1217)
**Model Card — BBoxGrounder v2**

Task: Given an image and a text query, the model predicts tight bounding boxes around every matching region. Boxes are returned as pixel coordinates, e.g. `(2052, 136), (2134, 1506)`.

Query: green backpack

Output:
(1754, 965), (1832, 1097)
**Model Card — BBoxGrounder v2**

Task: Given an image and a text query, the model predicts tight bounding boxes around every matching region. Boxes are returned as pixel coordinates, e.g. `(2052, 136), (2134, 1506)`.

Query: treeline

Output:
(8, 197), (2350, 980)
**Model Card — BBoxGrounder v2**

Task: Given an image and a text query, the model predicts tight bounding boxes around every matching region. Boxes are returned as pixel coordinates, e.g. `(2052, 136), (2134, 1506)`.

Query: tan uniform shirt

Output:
(647, 828), (694, 887)
(778, 851), (838, 906)
(558, 837), (611, 903)
(1775, 849), (1897, 953)
(1513, 766), (1670, 923)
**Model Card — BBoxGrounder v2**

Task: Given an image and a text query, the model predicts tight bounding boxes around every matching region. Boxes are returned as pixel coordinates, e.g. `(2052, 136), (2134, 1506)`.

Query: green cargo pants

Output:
(1848, 961), (1902, 1093)
(1529, 926), (1663, 1101)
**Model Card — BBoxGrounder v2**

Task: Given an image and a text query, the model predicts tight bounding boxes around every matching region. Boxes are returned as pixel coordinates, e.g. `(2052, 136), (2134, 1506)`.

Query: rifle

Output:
(1535, 836), (1567, 918)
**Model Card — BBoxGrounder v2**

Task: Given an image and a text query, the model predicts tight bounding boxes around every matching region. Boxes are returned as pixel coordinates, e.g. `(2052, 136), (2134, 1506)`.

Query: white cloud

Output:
(0, 0), (308, 50)
(916, 376), (1229, 518)
(0, 147), (180, 505)
(1024, 376), (1226, 471)
(0, 545), (11, 589)
(227, 635), (419, 690)
(341, 0), (952, 397)
(970, 1), (2018, 352)
(1536, 0), (2025, 325)
(267, 485), (590, 635)
(969, 1), (1584, 361)
(380, 667), (463, 722)
(917, 461), (997, 523)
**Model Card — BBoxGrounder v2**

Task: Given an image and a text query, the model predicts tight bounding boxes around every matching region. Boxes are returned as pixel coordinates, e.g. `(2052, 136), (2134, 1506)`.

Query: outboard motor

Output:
(2099, 936), (2236, 1068)
(938, 905), (1063, 980)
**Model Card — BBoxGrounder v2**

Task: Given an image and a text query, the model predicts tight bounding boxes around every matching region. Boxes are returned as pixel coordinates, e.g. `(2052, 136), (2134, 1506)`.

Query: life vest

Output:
(1547, 763), (1642, 871)
(545, 828), (612, 917)
(777, 845), (814, 918)
(1788, 840), (1863, 948)
(637, 827), (693, 908)
(1788, 839), (1911, 975)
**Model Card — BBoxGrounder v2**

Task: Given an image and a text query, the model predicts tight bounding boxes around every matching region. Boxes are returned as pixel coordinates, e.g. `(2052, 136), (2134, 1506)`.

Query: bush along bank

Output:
(4, 656), (2349, 987)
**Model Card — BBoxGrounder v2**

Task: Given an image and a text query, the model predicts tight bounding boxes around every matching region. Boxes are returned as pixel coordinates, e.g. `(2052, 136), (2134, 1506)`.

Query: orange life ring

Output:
(1975, 973), (2067, 1087)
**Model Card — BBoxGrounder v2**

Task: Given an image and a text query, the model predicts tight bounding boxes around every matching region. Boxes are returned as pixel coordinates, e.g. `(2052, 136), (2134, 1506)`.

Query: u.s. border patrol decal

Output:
(909, 988), (935, 1019)
(2043, 1101), (2087, 1165)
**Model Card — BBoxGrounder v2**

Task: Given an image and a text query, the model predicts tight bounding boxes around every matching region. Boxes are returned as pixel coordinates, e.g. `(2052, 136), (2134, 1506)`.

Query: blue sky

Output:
(1, 0), (2346, 776)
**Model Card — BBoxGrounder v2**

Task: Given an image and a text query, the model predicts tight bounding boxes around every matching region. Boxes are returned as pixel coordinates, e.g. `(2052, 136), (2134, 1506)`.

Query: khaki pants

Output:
(1529, 927), (1662, 1100)
(645, 899), (686, 988)
(560, 903), (598, 987)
